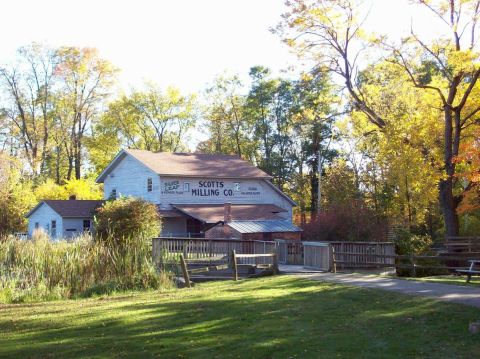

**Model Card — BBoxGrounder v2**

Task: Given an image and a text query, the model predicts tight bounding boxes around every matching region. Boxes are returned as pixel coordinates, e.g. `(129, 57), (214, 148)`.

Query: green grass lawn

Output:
(1, 275), (479, 359)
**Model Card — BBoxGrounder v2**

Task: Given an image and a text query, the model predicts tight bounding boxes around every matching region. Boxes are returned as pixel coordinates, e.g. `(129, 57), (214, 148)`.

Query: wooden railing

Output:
(444, 236), (480, 253)
(178, 249), (279, 287)
(328, 242), (395, 269)
(332, 251), (480, 275)
(152, 237), (277, 265)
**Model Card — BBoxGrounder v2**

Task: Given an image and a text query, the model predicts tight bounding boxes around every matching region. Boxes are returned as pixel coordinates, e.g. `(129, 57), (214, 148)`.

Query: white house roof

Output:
(96, 149), (272, 182)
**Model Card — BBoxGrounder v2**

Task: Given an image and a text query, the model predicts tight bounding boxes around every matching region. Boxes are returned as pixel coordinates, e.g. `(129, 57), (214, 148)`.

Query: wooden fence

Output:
(444, 236), (480, 253)
(178, 250), (279, 287)
(275, 240), (303, 265)
(329, 242), (395, 269)
(303, 242), (330, 270)
(152, 237), (277, 266)
(332, 251), (480, 275)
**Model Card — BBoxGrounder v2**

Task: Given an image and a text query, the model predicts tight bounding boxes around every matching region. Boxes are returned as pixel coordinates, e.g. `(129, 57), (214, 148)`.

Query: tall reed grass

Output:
(0, 232), (173, 303)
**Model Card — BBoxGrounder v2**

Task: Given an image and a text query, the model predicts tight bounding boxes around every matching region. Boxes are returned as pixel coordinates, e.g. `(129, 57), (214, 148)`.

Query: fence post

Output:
(410, 253), (416, 277)
(273, 253), (279, 274)
(331, 246), (337, 273)
(231, 250), (238, 281)
(179, 254), (191, 288)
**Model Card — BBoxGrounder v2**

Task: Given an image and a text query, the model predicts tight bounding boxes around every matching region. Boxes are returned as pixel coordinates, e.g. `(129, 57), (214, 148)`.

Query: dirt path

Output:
(294, 272), (480, 308)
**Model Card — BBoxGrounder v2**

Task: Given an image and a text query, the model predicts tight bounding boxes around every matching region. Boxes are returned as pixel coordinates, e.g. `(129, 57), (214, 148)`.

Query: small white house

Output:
(26, 199), (104, 239)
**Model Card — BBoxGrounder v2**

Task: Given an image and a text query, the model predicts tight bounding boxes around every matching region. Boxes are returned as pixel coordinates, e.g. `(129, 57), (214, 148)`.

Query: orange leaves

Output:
(454, 130), (480, 213)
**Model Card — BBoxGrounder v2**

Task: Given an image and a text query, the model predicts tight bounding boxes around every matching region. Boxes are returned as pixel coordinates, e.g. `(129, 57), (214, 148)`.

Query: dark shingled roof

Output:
(171, 203), (287, 223)
(27, 200), (105, 218)
(97, 149), (271, 182)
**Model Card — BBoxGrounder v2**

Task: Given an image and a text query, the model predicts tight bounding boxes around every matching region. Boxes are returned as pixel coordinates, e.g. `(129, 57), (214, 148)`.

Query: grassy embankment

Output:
(1, 275), (479, 358)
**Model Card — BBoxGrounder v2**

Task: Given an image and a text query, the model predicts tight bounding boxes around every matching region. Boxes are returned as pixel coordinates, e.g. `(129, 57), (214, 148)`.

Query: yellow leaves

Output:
(34, 179), (102, 201)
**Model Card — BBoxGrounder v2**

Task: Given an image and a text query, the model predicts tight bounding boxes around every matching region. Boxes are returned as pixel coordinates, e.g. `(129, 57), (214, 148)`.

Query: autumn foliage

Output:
(301, 200), (387, 242)
(455, 131), (480, 214)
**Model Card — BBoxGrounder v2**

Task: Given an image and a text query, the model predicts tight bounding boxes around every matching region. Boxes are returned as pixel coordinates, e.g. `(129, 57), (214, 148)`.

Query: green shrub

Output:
(95, 197), (161, 241)
(394, 229), (448, 277)
(394, 229), (432, 255)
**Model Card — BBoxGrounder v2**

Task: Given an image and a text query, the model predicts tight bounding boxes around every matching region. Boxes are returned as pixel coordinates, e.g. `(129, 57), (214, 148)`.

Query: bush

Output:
(394, 229), (432, 255)
(302, 200), (387, 242)
(95, 197), (161, 241)
(393, 229), (447, 277)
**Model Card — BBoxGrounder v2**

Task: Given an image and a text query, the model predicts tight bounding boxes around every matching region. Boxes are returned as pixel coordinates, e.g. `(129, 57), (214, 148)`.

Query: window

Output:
(83, 220), (91, 232)
(147, 178), (153, 192)
(110, 188), (117, 199)
(51, 220), (57, 237)
(183, 182), (190, 192)
(34, 222), (39, 229)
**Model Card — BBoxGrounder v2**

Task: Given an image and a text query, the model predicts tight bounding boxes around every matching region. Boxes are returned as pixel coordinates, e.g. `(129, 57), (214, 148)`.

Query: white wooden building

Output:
(96, 149), (299, 238)
(26, 149), (300, 239)
(26, 200), (104, 239)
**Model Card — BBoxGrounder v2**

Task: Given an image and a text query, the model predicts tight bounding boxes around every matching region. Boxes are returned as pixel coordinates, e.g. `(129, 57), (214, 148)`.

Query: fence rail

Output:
(328, 241), (396, 269)
(152, 237), (277, 266)
(332, 250), (480, 276)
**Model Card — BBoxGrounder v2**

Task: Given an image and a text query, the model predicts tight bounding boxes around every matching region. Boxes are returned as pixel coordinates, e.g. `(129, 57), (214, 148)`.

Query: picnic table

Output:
(456, 260), (480, 283)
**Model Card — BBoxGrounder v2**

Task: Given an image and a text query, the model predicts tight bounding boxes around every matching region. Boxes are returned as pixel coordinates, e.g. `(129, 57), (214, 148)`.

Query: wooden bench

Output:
(456, 260), (480, 283)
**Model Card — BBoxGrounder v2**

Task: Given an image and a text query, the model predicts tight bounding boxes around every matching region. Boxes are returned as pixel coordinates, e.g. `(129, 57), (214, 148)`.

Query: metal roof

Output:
(227, 220), (302, 234)
(172, 204), (286, 223)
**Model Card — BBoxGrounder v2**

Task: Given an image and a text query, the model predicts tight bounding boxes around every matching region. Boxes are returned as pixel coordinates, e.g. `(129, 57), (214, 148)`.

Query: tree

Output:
(0, 43), (57, 177)
(200, 74), (254, 159)
(0, 152), (36, 235)
(54, 47), (118, 180)
(455, 129), (480, 213)
(34, 178), (102, 200)
(89, 84), (196, 174)
(278, 0), (480, 236)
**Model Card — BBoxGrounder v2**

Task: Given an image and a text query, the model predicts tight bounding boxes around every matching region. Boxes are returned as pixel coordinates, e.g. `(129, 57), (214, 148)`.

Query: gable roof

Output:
(171, 203), (287, 223)
(26, 200), (104, 218)
(96, 149), (271, 183)
(227, 220), (302, 234)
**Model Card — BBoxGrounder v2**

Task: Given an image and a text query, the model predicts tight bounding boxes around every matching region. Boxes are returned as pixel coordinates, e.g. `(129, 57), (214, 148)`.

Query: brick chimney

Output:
(224, 202), (232, 223)
(223, 202), (232, 238)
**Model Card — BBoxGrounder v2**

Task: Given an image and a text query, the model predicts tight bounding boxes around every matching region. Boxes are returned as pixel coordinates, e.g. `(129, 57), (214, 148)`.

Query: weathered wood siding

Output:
(103, 155), (160, 203)
(27, 203), (63, 239)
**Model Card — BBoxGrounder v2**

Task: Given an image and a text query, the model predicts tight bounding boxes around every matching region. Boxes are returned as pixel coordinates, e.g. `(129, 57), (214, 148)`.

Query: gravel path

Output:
(292, 272), (480, 308)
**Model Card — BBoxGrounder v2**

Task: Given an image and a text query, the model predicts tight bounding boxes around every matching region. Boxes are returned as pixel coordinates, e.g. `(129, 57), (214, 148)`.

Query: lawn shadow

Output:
(1, 276), (479, 359)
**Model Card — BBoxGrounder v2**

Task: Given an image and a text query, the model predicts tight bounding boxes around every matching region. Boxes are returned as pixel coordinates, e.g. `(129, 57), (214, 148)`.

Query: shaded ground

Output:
(396, 274), (480, 288)
(1, 276), (480, 358)
(298, 272), (480, 308)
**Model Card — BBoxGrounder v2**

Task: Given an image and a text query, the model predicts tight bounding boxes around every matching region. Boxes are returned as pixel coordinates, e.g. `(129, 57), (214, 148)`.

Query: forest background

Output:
(2, 0), (480, 242)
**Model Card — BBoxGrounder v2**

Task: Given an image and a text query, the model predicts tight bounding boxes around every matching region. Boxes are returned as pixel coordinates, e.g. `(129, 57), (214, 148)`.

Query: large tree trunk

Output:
(440, 108), (460, 237)
(439, 178), (459, 236)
